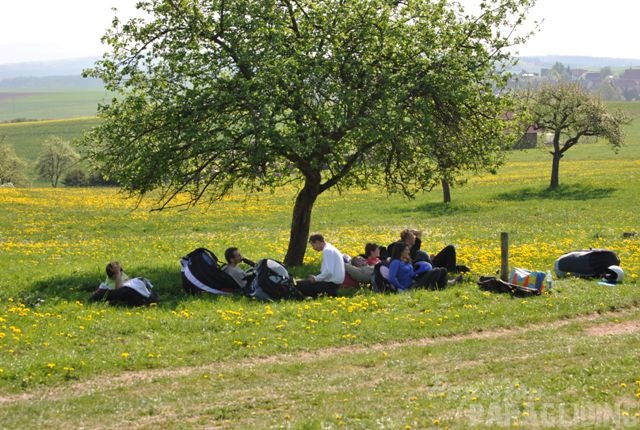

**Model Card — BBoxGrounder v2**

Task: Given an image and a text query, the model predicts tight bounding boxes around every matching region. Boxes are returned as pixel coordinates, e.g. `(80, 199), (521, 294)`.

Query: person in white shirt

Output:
(297, 234), (345, 297)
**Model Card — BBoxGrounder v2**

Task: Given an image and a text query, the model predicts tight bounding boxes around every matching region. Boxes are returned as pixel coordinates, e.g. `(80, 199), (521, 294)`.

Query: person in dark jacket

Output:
(385, 229), (469, 273)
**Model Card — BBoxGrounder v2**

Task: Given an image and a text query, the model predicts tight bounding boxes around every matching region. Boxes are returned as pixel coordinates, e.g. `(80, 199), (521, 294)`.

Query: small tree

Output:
(63, 168), (89, 187)
(0, 137), (28, 186)
(527, 82), (630, 188)
(599, 66), (613, 80)
(36, 136), (80, 187)
(598, 81), (623, 101)
(550, 61), (570, 81)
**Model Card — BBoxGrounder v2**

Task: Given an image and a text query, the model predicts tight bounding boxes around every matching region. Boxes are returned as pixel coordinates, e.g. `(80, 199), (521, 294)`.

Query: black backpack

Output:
(372, 261), (397, 293)
(247, 259), (302, 300)
(180, 248), (243, 295)
(554, 249), (620, 278)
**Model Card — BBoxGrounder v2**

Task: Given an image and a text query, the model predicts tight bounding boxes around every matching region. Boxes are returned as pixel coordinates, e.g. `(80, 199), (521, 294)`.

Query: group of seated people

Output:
(90, 229), (469, 305)
(227, 229), (469, 297)
(342, 229), (468, 292)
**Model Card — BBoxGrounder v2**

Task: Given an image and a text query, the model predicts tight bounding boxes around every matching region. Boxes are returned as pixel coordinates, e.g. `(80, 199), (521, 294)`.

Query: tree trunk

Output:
(441, 179), (451, 203)
(549, 150), (562, 188)
(284, 179), (321, 267)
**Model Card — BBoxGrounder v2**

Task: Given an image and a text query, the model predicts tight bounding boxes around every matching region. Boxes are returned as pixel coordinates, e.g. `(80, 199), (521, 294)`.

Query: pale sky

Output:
(0, 0), (639, 65)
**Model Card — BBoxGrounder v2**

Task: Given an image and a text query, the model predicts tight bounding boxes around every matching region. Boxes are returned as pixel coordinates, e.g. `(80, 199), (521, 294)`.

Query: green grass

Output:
(0, 102), (639, 428)
(2, 309), (638, 429)
(0, 91), (109, 123)
(0, 117), (99, 161)
(0, 117), (100, 184)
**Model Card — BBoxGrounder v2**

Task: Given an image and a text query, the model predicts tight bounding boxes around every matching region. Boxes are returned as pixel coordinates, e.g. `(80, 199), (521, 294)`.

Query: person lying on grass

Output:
(89, 261), (158, 306)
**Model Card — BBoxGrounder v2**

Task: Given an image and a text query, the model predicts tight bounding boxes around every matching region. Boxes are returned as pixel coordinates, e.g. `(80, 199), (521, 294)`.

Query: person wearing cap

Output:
(297, 234), (345, 297)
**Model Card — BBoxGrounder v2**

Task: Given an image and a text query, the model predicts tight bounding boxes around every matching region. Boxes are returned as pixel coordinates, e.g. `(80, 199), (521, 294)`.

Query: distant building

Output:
(579, 72), (602, 90)
(513, 125), (540, 149)
(502, 111), (541, 149)
(616, 69), (640, 100)
(571, 69), (589, 80)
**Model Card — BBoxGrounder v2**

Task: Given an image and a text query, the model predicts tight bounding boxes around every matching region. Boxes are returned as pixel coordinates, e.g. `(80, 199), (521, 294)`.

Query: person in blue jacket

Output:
(387, 242), (448, 291)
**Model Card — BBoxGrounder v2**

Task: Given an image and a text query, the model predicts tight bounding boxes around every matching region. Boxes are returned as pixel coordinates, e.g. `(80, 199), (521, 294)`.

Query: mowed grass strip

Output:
(1, 308), (639, 429)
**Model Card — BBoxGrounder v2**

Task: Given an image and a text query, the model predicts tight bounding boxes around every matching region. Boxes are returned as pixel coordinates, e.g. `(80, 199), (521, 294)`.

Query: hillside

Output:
(0, 57), (99, 81)
(0, 91), (110, 123)
(3, 55), (640, 85)
(0, 75), (103, 91)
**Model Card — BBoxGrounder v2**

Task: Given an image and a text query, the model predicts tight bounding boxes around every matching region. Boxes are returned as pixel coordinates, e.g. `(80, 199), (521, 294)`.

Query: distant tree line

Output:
(0, 134), (116, 188)
(509, 61), (632, 101)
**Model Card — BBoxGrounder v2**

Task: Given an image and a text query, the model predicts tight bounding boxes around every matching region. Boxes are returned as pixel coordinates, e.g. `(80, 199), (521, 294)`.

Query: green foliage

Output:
(62, 167), (88, 187)
(0, 138), (27, 185)
(35, 135), (81, 187)
(598, 80), (623, 101)
(83, 0), (537, 264)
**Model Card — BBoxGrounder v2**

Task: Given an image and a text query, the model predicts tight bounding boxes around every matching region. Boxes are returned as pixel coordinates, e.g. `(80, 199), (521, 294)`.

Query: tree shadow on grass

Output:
(393, 202), (481, 218)
(20, 266), (247, 309)
(494, 183), (617, 202)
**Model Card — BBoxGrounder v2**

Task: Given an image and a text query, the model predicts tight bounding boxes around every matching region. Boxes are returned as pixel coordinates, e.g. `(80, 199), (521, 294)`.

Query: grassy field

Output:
(0, 91), (108, 123)
(0, 117), (99, 161)
(0, 101), (639, 428)
(0, 117), (100, 184)
(1, 123), (639, 427)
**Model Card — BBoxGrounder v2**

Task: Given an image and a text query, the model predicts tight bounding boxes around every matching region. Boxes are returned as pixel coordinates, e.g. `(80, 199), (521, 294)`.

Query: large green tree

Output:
(527, 82), (629, 188)
(83, 0), (535, 266)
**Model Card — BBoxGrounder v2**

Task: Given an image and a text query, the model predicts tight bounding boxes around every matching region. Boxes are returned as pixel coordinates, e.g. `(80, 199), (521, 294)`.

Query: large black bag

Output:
(554, 249), (620, 278)
(371, 261), (397, 293)
(247, 259), (301, 301)
(180, 248), (243, 295)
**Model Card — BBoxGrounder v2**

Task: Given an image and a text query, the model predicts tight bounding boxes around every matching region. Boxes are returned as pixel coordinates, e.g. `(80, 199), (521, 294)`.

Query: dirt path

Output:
(1, 308), (638, 405)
